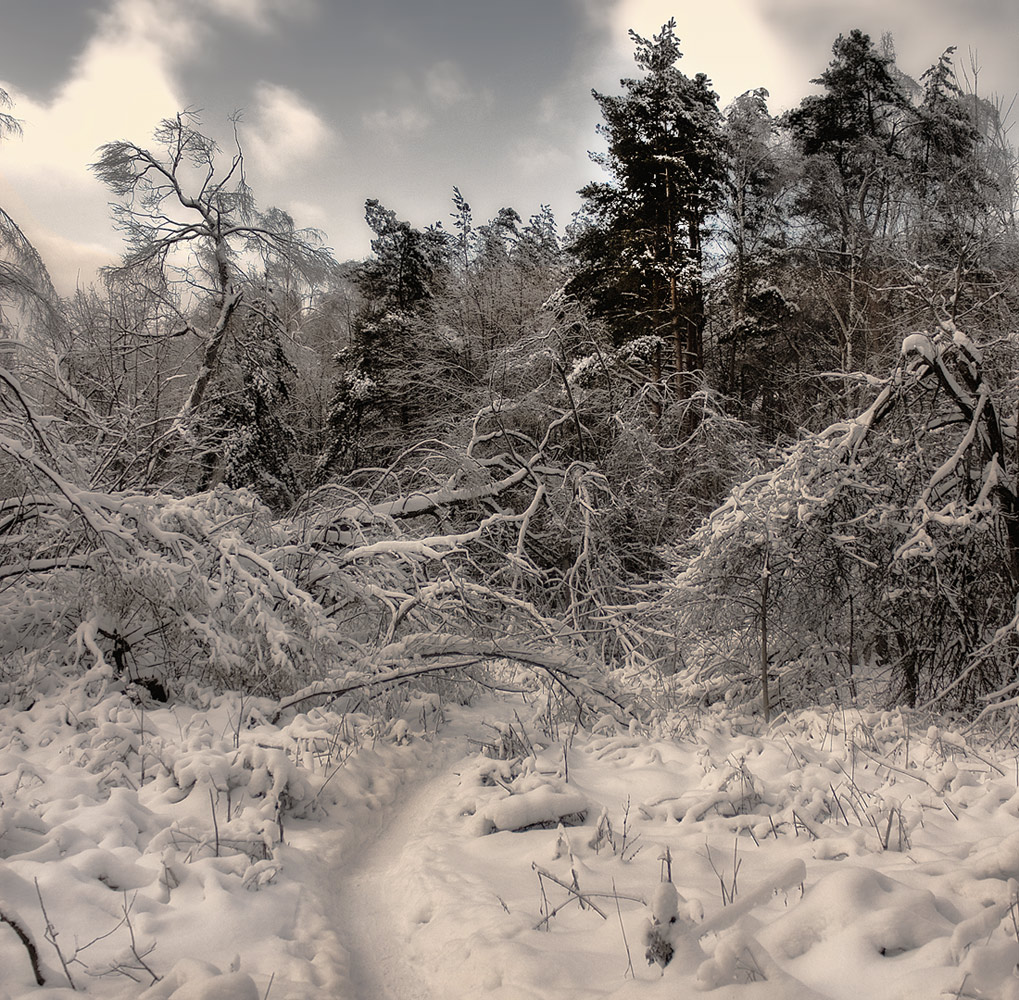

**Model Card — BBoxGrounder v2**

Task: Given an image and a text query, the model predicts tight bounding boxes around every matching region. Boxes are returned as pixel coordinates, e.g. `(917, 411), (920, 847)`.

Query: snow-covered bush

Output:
(670, 325), (1019, 713)
(0, 483), (346, 699)
(0, 363), (628, 719)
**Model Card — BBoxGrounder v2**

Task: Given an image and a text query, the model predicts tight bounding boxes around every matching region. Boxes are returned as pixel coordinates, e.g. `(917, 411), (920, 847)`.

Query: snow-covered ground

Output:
(4, 674), (1019, 999)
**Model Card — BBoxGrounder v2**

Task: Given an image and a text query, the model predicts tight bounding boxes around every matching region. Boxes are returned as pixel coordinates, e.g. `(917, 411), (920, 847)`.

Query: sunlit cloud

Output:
(0, 0), (329, 292)
(245, 83), (335, 178)
(0, 0), (195, 291)
(5, 0), (188, 169)
(606, 0), (801, 111)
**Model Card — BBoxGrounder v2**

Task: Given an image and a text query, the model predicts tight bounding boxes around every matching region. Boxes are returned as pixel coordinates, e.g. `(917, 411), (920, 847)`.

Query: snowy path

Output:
(334, 748), (460, 1000)
(15, 685), (1019, 999)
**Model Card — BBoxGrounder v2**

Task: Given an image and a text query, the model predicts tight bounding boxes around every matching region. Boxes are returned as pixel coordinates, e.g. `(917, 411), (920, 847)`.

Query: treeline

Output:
(1, 26), (1018, 718)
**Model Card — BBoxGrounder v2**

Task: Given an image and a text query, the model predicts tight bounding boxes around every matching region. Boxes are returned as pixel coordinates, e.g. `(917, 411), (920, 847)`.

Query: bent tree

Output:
(90, 111), (334, 482)
(671, 324), (1019, 713)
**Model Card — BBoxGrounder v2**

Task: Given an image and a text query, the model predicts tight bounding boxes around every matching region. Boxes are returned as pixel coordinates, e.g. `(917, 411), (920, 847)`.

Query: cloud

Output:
(361, 106), (432, 135)
(7, 0), (190, 164)
(200, 0), (317, 34)
(580, 0), (809, 113)
(424, 60), (472, 108)
(607, 0), (800, 109)
(361, 59), (492, 138)
(595, 0), (1019, 119)
(757, 0), (1019, 101)
(0, 0), (196, 291)
(0, 0), (327, 292)
(512, 138), (574, 178)
(0, 176), (115, 293)
(245, 83), (335, 177)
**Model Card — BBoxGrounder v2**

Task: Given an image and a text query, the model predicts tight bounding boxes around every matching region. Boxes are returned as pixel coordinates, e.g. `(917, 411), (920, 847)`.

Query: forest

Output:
(4, 20), (1019, 1000)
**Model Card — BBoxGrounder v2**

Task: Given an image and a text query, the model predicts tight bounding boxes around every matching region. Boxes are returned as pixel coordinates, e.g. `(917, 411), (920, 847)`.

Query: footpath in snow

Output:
(6, 679), (1019, 998)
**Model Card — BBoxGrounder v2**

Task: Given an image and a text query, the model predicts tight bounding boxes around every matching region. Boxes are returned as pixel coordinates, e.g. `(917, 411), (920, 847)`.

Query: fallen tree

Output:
(0, 371), (631, 723)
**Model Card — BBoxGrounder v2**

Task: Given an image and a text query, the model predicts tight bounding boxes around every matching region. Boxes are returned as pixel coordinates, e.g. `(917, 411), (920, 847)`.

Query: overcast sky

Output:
(1, 0), (1017, 292)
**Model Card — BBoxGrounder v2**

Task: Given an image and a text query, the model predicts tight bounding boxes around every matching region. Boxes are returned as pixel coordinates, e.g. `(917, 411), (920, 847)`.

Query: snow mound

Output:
(478, 782), (589, 833)
(139, 961), (259, 1000)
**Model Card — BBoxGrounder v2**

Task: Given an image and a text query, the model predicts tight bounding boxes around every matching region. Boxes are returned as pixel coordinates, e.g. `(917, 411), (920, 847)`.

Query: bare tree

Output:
(0, 86), (61, 334)
(90, 111), (335, 474)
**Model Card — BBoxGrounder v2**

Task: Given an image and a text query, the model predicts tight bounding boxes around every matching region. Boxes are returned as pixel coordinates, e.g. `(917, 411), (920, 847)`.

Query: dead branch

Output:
(0, 909), (46, 986)
(272, 634), (629, 724)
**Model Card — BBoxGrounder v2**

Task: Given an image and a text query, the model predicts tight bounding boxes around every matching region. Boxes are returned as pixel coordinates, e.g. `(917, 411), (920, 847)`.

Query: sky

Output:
(0, 0), (1017, 293)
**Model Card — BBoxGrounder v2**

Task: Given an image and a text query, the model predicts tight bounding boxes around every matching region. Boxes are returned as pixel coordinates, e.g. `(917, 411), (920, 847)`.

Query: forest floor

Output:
(4, 676), (1019, 999)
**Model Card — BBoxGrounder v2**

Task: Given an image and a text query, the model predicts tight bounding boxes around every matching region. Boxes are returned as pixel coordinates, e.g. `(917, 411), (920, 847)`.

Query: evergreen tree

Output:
(319, 199), (450, 476)
(569, 19), (723, 400)
(206, 286), (300, 511)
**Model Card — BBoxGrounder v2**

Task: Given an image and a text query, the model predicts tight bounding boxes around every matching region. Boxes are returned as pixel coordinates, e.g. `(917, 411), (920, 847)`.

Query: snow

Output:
(7, 688), (1019, 998)
(900, 332), (936, 362)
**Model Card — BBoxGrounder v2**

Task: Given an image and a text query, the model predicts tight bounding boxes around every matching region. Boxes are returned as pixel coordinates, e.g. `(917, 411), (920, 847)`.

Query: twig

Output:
(612, 878), (634, 979)
(537, 869), (552, 930)
(122, 893), (160, 984)
(0, 909), (46, 985)
(34, 879), (76, 990)
(209, 787), (220, 857)
(620, 796), (642, 861)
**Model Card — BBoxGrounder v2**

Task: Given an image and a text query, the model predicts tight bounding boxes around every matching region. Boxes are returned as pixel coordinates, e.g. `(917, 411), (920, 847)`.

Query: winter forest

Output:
(6, 18), (1019, 1000)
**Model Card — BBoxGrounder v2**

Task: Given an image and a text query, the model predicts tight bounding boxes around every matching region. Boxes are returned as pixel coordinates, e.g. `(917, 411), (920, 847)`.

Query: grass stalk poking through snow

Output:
(35, 878), (76, 990)
(612, 877), (635, 979)
(704, 840), (741, 904)
(532, 864), (608, 929)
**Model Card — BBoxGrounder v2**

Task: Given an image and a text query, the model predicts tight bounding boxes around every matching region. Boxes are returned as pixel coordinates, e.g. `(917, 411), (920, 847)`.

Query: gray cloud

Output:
(1, 0), (1016, 291)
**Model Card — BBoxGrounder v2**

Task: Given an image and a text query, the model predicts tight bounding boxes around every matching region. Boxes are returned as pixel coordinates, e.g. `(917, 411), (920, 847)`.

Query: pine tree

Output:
(318, 199), (450, 476)
(569, 19), (723, 401)
(784, 31), (913, 376)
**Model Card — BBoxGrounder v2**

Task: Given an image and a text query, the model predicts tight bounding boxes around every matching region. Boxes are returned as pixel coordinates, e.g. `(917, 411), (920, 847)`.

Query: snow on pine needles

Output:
(5, 682), (1019, 999)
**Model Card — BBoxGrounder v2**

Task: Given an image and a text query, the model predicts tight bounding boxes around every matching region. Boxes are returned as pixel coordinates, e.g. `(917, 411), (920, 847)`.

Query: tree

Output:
(712, 88), (802, 436)
(90, 111), (333, 481)
(905, 48), (1007, 328)
(318, 199), (451, 476)
(569, 18), (724, 401)
(671, 324), (1019, 712)
(204, 284), (301, 510)
(442, 190), (565, 377)
(784, 31), (913, 377)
